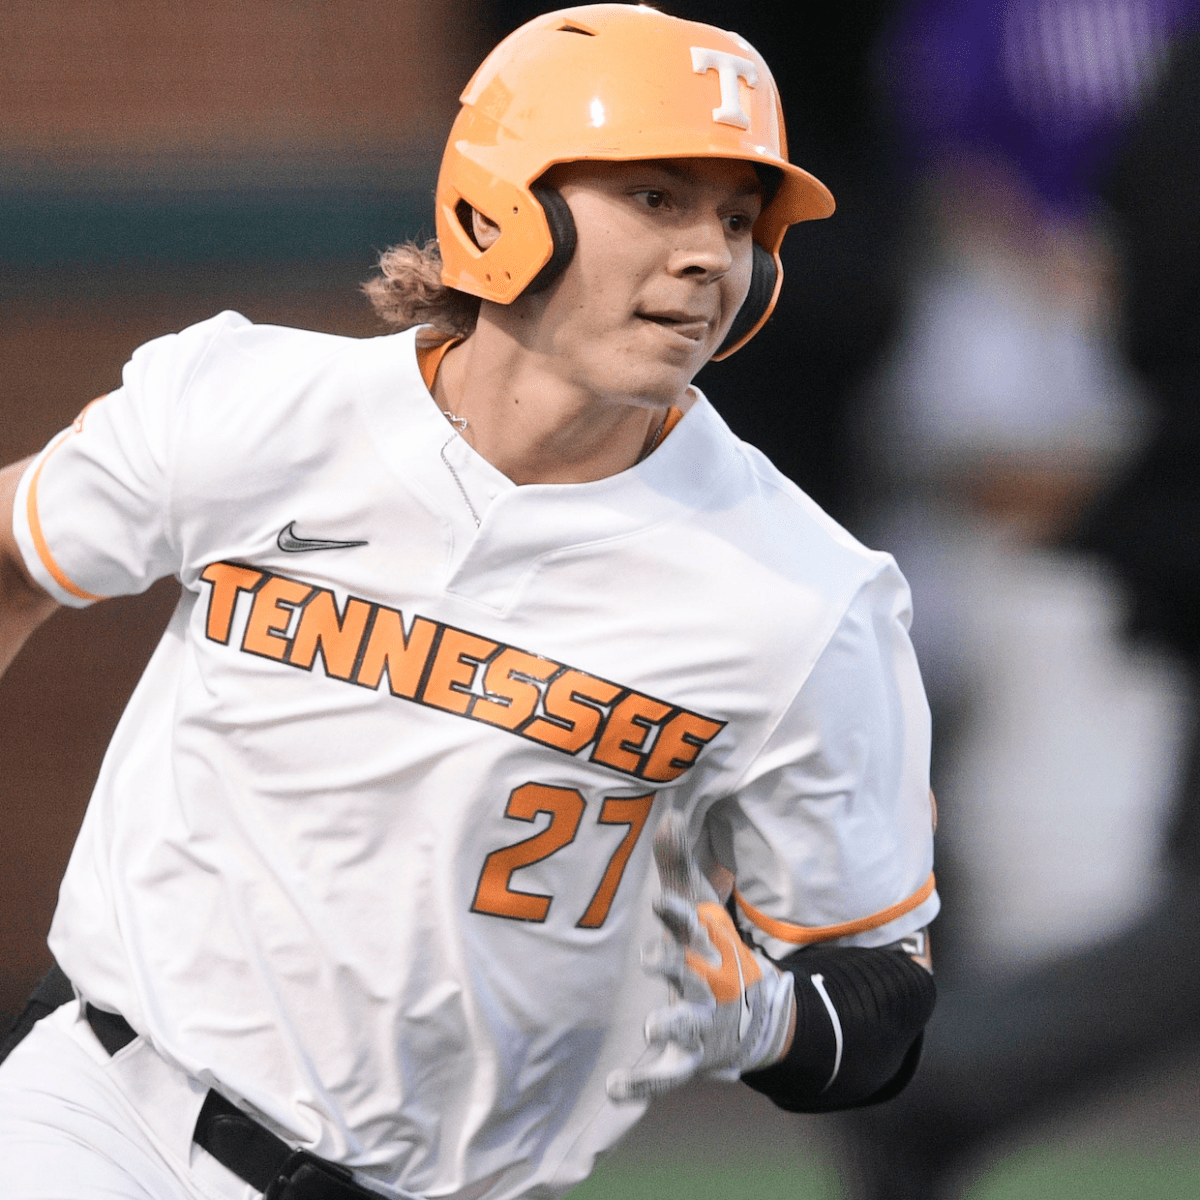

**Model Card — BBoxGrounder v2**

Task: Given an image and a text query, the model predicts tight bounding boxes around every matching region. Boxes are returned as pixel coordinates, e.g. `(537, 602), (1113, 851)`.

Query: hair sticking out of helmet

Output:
(434, 3), (834, 359)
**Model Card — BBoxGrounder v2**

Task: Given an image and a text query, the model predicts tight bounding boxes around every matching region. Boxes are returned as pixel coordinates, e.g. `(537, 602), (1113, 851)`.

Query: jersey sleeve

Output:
(12, 311), (249, 607)
(708, 561), (939, 960)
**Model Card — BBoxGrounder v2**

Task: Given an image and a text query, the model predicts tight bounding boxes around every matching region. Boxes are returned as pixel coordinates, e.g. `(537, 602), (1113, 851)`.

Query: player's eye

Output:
(725, 212), (755, 234)
(633, 189), (668, 209)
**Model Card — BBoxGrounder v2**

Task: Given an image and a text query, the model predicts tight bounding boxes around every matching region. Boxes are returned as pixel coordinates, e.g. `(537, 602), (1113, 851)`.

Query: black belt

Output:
(85, 1003), (377, 1200)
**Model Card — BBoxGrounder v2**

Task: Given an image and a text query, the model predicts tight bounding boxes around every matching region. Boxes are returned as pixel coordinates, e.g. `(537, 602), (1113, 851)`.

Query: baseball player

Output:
(0, 6), (937, 1199)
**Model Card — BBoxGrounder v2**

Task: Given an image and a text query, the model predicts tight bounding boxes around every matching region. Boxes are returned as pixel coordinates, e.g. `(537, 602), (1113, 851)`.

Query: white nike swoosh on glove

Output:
(732, 932), (751, 1039)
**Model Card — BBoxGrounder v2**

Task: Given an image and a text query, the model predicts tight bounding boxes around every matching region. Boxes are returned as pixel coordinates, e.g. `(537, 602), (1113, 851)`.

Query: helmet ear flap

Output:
(716, 243), (777, 358)
(524, 185), (577, 294)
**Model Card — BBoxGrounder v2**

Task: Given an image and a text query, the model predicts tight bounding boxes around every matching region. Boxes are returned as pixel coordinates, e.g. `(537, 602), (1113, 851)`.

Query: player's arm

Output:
(611, 566), (938, 1109)
(0, 457), (60, 678)
(738, 926), (935, 1113)
(734, 567), (937, 1111)
(606, 815), (935, 1110)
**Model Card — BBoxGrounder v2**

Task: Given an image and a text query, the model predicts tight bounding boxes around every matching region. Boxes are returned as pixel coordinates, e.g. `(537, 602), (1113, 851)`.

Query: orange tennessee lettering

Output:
(198, 560), (722, 780)
(422, 627), (499, 715)
(354, 607), (437, 699)
(642, 712), (725, 782)
(289, 589), (372, 680)
(524, 669), (621, 753)
(472, 648), (559, 730)
(200, 562), (264, 644)
(242, 575), (313, 660)
(592, 692), (672, 773)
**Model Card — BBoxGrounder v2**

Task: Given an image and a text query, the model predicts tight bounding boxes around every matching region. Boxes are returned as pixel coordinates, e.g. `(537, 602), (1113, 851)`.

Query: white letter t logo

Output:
(690, 47), (759, 130)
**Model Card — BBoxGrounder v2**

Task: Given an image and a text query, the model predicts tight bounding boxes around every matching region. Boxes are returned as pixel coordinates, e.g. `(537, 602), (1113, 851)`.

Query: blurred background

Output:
(5, 2), (1200, 1197)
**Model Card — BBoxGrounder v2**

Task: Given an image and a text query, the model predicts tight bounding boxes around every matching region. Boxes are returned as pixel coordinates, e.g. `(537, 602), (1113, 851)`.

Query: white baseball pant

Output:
(0, 998), (255, 1200)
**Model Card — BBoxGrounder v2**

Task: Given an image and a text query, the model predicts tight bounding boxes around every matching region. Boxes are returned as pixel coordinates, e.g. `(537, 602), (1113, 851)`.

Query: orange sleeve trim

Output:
(417, 337), (461, 393)
(25, 431), (108, 603)
(734, 871), (937, 946)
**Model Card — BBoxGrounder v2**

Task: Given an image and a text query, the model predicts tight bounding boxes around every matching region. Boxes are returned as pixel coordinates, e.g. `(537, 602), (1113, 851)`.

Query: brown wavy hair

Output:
(362, 239), (481, 338)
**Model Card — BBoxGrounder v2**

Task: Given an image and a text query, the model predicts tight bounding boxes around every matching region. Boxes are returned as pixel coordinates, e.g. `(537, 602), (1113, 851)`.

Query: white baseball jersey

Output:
(12, 312), (938, 1200)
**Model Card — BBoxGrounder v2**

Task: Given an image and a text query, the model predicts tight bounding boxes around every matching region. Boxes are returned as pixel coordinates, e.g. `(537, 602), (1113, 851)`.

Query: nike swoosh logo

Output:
(729, 930), (752, 1040)
(277, 521), (368, 553)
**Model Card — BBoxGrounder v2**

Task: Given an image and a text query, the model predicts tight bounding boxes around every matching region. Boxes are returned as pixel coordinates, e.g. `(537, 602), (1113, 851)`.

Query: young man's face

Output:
(503, 157), (764, 408)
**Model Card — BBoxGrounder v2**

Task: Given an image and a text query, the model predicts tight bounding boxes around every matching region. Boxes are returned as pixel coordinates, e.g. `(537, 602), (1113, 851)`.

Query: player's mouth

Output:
(637, 310), (711, 343)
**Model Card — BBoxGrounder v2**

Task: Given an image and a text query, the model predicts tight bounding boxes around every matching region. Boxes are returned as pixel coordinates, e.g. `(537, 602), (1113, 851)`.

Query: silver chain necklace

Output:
(440, 433), (482, 528)
(639, 411), (669, 462)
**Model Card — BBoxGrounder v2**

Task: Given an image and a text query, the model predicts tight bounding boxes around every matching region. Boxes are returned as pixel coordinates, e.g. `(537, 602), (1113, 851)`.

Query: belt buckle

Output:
(264, 1148), (363, 1200)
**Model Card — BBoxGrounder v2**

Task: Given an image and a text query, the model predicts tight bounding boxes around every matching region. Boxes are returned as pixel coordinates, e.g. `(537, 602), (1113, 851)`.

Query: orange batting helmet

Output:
(434, 3), (835, 359)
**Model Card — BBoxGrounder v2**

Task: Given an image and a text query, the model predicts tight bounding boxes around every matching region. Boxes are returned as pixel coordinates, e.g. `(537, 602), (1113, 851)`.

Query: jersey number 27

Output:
(471, 783), (655, 928)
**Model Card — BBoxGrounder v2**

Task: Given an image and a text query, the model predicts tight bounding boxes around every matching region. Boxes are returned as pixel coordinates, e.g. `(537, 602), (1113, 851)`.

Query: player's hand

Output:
(606, 811), (795, 1103)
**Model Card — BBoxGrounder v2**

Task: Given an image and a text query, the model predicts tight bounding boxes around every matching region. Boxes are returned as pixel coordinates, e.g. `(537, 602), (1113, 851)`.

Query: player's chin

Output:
(615, 358), (703, 407)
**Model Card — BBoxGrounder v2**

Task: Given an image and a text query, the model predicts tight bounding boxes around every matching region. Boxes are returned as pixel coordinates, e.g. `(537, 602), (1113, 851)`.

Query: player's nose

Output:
(666, 212), (735, 279)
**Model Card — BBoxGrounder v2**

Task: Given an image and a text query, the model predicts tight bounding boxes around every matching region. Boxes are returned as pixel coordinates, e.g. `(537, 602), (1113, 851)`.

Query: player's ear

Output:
(457, 185), (576, 294)
(471, 208), (501, 250)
